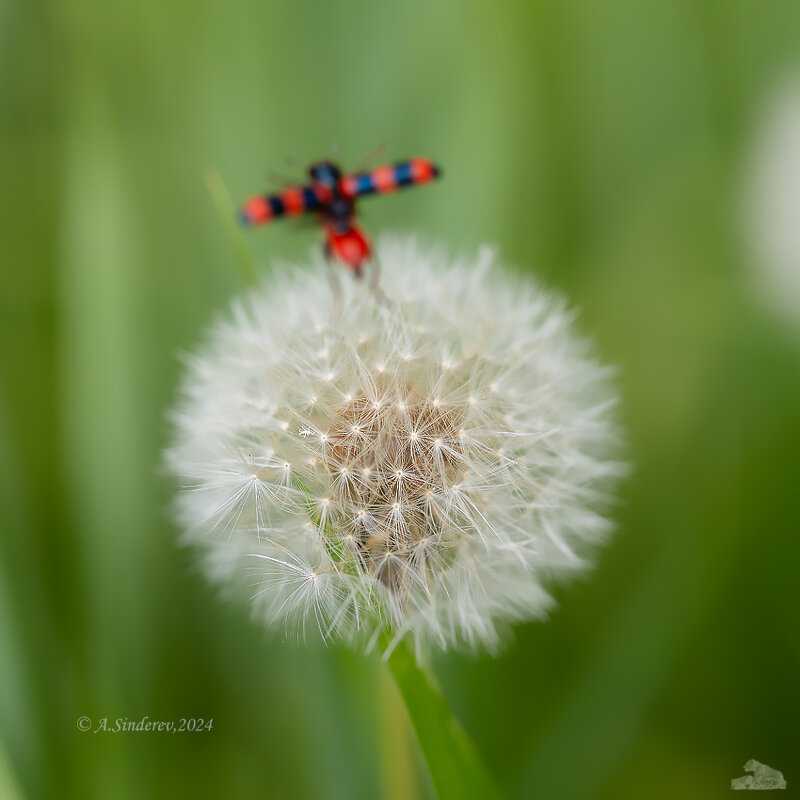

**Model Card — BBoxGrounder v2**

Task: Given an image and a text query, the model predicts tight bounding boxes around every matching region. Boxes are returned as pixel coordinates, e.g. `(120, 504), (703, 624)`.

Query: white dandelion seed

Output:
(166, 237), (624, 655)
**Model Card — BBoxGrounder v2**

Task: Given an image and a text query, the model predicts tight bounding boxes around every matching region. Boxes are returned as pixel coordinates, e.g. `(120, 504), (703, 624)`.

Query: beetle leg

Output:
(323, 248), (343, 321)
(367, 255), (391, 309)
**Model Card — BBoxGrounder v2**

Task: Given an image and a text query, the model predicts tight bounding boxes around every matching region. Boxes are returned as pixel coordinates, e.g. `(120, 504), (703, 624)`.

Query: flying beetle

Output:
(239, 157), (441, 277)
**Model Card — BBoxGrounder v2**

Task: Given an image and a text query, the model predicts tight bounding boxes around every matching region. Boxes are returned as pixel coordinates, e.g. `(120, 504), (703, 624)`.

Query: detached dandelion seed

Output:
(166, 237), (623, 655)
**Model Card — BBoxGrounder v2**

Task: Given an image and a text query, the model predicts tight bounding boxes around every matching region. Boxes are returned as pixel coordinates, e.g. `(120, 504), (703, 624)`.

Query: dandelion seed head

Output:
(166, 237), (623, 655)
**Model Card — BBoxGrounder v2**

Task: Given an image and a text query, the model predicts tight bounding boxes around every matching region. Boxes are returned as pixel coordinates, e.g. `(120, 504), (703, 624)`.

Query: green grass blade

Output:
(204, 167), (257, 287)
(383, 640), (502, 800)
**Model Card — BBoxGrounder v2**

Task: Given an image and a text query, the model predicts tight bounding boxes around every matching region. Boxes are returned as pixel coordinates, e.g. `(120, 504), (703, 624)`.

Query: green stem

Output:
(381, 637), (502, 800)
(203, 167), (257, 287)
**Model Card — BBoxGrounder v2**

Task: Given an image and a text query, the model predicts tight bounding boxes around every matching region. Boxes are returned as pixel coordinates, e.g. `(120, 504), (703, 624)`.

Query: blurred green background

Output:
(2, 1), (800, 798)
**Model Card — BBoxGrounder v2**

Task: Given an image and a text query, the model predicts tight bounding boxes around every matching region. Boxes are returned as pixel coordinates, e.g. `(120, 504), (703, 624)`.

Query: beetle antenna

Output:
(266, 170), (299, 188)
(356, 142), (388, 172)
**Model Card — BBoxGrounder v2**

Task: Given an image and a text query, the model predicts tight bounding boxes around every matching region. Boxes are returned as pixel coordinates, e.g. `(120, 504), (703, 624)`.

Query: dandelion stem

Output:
(203, 167), (257, 287)
(380, 636), (502, 800)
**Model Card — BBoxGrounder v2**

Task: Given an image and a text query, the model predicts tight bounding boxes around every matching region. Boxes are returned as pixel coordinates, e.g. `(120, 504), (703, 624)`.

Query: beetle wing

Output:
(339, 158), (441, 199)
(240, 185), (326, 226)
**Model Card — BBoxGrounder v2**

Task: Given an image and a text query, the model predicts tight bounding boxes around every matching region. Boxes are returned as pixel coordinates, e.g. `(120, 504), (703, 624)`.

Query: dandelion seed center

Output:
(313, 389), (470, 593)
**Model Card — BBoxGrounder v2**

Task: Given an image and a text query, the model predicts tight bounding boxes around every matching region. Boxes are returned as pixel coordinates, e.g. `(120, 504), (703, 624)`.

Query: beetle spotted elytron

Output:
(239, 157), (441, 277)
